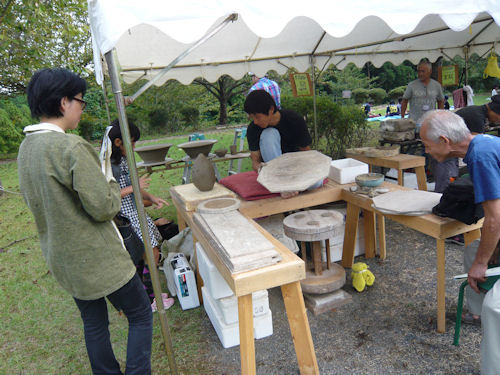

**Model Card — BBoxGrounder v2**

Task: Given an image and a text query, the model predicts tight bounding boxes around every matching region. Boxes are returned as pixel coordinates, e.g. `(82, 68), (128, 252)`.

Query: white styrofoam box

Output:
(255, 214), (299, 253)
(319, 207), (365, 262)
(212, 290), (269, 325)
(329, 158), (369, 184)
(202, 287), (273, 348)
(196, 242), (234, 299)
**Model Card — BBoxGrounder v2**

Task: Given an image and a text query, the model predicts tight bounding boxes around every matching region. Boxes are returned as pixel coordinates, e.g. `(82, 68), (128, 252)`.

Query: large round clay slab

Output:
(197, 197), (241, 214)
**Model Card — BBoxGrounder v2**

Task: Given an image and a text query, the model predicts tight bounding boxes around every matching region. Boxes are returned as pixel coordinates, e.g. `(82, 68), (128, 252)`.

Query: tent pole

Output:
(310, 56), (318, 147)
(464, 46), (469, 85)
(104, 50), (179, 375)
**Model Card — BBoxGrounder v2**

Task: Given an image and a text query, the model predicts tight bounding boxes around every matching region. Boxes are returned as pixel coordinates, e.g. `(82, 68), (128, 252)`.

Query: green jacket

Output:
(18, 129), (136, 300)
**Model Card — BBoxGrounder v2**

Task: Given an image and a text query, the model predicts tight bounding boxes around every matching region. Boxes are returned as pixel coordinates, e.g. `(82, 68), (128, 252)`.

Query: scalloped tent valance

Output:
(88, 0), (500, 85)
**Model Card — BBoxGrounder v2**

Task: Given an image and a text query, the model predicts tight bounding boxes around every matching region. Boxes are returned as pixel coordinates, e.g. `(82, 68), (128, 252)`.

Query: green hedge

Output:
(282, 95), (369, 159)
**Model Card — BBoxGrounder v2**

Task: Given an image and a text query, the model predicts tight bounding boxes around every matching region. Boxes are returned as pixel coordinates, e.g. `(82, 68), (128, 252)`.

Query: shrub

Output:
(281, 95), (369, 159)
(388, 86), (406, 100)
(180, 106), (200, 127)
(351, 88), (370, 104)
(0, 109), (23, 154)
(368, 88), (387, 104)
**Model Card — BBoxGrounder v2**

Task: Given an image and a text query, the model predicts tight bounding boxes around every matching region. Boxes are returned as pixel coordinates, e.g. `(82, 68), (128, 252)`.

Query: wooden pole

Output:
(105, 50), (178, 375)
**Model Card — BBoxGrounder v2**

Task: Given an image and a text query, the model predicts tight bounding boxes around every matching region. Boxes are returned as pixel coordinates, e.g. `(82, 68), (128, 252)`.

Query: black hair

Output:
(244, 90), (277, 115)
(398, 98), (402, 103)
(108, 119), (141, 164)
(390, 100), (395, 105)
(27, 68), (87, 119)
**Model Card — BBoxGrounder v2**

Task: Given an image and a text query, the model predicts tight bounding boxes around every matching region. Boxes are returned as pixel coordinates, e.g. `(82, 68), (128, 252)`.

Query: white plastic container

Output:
(162, 253), (199, 309)
(329, 158), (369, 184)
(202, 287), (273, 348)
(196, 242), (234, 299)
(213, 290), (269, 325)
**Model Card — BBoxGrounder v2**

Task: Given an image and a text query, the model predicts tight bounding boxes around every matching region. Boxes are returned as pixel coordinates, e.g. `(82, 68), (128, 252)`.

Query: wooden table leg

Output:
(341, 202), (360, 268)
(281, 281), (319, 375)
(192, 235), (204, 305)
(177, 212), (187, 231)
(415, 166), (428, 191)
(301, 241), (307, 263)
(363, 210), (376, 258)
(376, 214), (386, 260)
(312, 241), (323, 276)
(238, 294), (256, 375)
(325, 239), (331, 270)
(464, 229), (481, 246)
(397, 169), (404, 187)
(436, 239), (446, 333)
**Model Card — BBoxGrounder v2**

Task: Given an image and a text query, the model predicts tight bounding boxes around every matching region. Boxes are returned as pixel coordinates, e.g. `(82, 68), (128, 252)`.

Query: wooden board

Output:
(170, 182), (235, 211)
(346, 145), (400, 158)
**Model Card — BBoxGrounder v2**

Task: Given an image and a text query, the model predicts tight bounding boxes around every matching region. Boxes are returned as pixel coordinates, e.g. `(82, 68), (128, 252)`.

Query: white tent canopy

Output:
(89, 0), (500, 86)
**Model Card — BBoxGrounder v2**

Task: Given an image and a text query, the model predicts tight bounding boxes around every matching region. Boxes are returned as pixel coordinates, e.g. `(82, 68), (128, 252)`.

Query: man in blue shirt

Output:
(420, 110), (500, 375)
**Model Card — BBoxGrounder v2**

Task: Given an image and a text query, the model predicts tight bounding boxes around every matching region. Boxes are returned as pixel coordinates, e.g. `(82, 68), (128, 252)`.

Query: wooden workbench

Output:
(340, 182), (482, 333)
(345, 152), (427, 190)
(171, 178), (483, 338)
(171, 187), (319, 375)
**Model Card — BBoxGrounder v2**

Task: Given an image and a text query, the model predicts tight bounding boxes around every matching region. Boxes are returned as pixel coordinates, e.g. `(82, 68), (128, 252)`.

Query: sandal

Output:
(462, 312), (481, 326)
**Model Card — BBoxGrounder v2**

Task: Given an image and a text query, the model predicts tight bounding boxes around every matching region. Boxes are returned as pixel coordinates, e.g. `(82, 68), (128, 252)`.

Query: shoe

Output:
(151, 293), (175, 312)
(462, 312), (481, 326)
(446, 234), (465, 246)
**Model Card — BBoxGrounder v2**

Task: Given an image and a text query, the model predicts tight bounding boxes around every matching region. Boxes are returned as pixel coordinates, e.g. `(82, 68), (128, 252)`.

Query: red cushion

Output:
(219, 171), (280, 201)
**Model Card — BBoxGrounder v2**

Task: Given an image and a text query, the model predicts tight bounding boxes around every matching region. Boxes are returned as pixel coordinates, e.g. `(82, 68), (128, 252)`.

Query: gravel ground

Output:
(198, 219), (482, 374)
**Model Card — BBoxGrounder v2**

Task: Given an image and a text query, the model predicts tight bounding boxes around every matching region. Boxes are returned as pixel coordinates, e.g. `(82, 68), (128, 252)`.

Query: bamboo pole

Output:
(105, 50), (178, 375)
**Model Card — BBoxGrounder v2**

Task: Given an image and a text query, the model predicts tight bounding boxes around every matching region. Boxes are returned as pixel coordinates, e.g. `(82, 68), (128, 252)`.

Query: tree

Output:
(0, 0), (91, 96)
(193, 75), (248, 125)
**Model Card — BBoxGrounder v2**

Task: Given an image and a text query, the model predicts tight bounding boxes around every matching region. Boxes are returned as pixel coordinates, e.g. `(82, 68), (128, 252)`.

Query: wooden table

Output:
(340, 182), (483, 333)
(171, 189), (319, 375)
(345, 152), (427, 191)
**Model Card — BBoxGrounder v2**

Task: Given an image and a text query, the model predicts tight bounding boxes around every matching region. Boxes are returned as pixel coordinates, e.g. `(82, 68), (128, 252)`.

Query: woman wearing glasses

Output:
(18, 68), (152, 375)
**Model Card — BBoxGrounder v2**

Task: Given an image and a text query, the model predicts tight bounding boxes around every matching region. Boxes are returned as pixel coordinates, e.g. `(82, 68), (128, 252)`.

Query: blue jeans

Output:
(74, 273), (153, 375)
(260, 127), (323, 190)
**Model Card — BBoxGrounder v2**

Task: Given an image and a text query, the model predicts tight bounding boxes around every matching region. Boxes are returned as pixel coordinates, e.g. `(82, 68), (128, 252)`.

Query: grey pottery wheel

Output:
(135, 143), (173, 163)
(177, 139), (218, 159)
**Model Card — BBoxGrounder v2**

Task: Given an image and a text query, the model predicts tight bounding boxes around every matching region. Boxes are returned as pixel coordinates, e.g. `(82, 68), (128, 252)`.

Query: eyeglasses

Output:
(72, 97), (87, 110)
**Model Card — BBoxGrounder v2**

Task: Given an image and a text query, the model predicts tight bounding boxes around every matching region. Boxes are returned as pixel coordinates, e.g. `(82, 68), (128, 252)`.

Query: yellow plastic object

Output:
(483, 52), (500, 79)
(351, 262), (375, 292)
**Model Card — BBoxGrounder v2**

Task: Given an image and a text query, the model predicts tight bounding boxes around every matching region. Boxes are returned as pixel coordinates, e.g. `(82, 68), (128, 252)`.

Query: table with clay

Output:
(340, 182), (483, 333)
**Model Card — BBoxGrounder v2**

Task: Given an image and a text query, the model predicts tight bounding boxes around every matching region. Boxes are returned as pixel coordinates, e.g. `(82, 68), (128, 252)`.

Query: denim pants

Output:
(74, 273), (153, 375)
(260, 127), (323, 190)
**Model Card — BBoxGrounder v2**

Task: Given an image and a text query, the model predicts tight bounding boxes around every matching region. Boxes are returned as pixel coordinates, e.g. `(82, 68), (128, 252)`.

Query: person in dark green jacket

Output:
(18, 68), (153, 375)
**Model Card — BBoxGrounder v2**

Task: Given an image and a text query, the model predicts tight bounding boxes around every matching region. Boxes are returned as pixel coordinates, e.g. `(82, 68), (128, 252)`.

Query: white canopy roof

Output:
(88, 0), (500, 85)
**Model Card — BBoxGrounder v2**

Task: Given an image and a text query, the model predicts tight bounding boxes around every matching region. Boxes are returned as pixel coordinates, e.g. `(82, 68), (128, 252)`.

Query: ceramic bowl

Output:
(177, 139), (218, 159)
(355, 173), (384, 188)
(214, 148), (227, 157)
(134, 143), (172, 163)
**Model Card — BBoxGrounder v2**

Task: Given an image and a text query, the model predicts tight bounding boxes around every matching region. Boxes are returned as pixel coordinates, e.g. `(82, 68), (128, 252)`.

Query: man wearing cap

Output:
(420, 110), (500, 375)
(456, 94), (500, 134)
(248, 72), (281, 109)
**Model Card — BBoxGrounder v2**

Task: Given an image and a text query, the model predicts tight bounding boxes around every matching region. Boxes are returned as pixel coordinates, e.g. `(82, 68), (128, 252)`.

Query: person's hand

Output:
(138, 175), (151, 190)
(124, 96), (134, 106)
(150, 196), (168, 209)
(468, 261), (488, 294)
(252, 160), (262, 172)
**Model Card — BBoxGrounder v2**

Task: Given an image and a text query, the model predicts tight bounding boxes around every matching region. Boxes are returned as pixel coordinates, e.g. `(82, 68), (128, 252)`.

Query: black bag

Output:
(114, 214), (145, 265)
(432, 175), (484, 225)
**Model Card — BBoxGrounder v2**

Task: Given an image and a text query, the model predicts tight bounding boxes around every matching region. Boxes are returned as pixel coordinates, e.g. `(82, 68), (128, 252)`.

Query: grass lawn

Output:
(0, 129), (252, 374)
